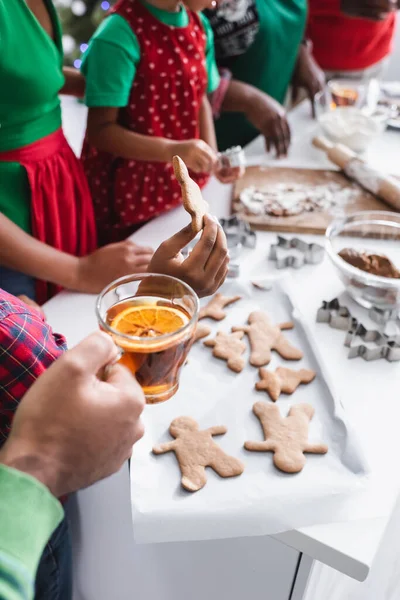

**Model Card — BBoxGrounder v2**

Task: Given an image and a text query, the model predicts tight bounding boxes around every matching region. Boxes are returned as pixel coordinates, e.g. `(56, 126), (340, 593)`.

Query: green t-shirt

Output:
(213, 0), (307, 150)
(81, 4), (220, 108)
(0, 0), (64, 233)
(0, 465), (63, 600)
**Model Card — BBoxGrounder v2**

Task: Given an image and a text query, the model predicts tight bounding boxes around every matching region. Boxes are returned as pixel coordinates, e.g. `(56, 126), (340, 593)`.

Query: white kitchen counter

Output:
(51, 98), (400, 596)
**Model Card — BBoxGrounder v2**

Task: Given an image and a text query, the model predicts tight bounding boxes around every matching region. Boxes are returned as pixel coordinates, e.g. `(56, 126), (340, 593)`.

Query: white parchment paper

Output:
(130, 279), (369, 544)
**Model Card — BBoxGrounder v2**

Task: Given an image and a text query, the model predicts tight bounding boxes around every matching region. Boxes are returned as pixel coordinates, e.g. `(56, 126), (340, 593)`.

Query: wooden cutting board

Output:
(232, 166), (395, 235)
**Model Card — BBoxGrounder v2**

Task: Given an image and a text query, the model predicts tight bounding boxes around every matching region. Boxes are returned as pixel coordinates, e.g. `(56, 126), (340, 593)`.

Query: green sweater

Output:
(0, 465), (63, 600)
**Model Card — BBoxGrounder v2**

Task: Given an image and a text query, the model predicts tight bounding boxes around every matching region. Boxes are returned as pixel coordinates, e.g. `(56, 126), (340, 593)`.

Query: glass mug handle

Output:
(100, 345), (125, 381)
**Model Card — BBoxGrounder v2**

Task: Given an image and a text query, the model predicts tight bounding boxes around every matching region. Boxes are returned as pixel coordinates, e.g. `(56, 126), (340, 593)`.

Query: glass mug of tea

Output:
(96, 273), (199, 404)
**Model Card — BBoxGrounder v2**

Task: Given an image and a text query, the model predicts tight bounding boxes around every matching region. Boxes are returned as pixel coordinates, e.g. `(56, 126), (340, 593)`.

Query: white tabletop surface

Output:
(51, 97), (400, 581)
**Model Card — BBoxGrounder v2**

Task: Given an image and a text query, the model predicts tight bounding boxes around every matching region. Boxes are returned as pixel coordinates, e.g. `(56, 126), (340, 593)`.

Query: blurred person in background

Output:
(307, 0), (398, 80)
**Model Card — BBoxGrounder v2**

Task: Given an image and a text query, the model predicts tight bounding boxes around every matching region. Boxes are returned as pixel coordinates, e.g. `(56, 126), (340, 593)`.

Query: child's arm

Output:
(60, 67), (85, 98)
(199, 95), (218, 152)
(0, 214), (153, 295)
(86, 107), (217, 174)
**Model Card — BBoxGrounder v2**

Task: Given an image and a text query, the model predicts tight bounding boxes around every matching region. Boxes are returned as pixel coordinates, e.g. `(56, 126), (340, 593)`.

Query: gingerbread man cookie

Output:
(204, 331), (246, 373)
(256, 367), (316, 401)
(173, 155), (209, 234)
(199, 293), (242, 321)
(245, 402), (328, 473)
(193, 322), (212, 343)
(232, 311), (303, 366)
(153, 417), (244, 491)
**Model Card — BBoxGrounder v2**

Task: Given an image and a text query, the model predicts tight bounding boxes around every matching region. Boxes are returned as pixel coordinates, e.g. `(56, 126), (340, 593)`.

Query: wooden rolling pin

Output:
(313, 136), (400, 212)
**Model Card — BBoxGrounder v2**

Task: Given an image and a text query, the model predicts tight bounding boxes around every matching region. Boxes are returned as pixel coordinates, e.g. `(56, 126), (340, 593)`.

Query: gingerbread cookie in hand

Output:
(153, 417), (244, 491)
(232, 311), (303, 366)
(256, 367), (316, 401)
(204, 331), (246, 373)
(199, 293), (242, 321)
(173, 155), (209, 234)
(245, 402), (328, 473)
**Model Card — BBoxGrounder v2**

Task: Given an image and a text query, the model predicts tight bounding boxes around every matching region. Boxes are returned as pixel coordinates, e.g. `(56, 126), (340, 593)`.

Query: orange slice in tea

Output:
(110, 305), (189, 338)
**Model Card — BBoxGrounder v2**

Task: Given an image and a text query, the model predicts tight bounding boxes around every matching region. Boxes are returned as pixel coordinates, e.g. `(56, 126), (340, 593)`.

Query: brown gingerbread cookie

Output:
(153, 416), (244, 491)
(256, 367), (316, 401)
(199, 293), (242, 321)
(244, 402), (328, 473)
(193, 322), (212, 343)
(204, 331), (246, 373)
(173, 155), (209, 234)
(232, 311), (303, 366)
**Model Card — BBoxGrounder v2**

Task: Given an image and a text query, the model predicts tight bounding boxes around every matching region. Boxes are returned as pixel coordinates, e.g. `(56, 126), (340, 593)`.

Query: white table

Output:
(54, 98), (400, 600)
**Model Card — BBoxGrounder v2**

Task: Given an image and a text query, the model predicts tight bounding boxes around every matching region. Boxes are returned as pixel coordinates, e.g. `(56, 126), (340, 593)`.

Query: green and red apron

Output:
(0, 129), (97, 304)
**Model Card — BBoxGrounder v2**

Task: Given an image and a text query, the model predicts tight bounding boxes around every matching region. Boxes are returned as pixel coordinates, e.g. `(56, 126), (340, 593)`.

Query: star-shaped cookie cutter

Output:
(344, 322), (400, 362)
(316, 297), (400, 362)
(219, 215), (257, 259)
(269, 236), (325, 269)
(316, 298), (354, 330)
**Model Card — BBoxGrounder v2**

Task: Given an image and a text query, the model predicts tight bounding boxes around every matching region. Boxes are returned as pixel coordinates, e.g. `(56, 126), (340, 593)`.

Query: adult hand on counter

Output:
(0, 332), (145, 498)
(340, 0), (398, 20)
(148, 214), (229, 297)
(75, 240), (154, 294)
(246, 93), (291, 158)
(291, 42), (325, 118)
(218, 79), (291, 158)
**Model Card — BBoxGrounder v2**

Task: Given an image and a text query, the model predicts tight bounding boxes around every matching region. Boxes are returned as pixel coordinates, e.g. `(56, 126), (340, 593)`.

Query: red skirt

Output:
(0, 129), (97, 304)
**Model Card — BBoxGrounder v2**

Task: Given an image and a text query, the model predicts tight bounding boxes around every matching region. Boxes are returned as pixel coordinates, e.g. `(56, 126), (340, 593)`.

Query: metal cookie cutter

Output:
(217, 146), (246, 170)
(368, 306), (400, 325)
(219, 215), (257, 259)
(316, 297), (400, 362)
(344, 322), (400, 362)
(316, 298), (354, 330)
(269, 236), (325, 269)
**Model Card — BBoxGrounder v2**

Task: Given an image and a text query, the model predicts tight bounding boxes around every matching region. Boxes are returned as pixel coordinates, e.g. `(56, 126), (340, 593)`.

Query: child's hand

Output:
(75, 241), (154, 294)
(148, 215), (229, 297)
(215, 165), (245, 184)
(172, 140), (217, 174)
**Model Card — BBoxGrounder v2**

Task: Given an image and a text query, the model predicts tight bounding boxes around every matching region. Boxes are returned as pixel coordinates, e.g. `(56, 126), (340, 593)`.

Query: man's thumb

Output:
(66, 332), (119, 376)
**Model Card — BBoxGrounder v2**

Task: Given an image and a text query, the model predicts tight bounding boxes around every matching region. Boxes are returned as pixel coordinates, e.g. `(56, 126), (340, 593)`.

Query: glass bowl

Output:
(326, 211), (400, 310)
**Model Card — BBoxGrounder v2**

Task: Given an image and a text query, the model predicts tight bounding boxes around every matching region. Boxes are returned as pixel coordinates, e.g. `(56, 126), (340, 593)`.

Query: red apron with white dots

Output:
(81, 0), (209, 245)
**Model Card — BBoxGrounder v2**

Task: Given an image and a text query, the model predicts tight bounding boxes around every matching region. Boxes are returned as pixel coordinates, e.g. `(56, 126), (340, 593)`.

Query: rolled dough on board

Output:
(232, 167), (395, 235)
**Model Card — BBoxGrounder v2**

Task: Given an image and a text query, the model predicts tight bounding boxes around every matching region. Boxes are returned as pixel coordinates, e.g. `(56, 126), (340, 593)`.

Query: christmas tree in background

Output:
(55, 0), (115, 66)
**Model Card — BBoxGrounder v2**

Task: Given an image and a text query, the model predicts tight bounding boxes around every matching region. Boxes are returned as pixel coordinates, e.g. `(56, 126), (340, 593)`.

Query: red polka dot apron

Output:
(81, 0), (210, 245)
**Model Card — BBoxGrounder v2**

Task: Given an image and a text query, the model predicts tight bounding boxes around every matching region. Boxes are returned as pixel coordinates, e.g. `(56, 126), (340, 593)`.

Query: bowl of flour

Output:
(318, 107), (387, 153)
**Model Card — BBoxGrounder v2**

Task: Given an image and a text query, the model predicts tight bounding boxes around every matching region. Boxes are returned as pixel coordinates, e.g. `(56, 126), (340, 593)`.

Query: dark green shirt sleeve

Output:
(0, 465), (63, 600)
(200, 13), (220, 94)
